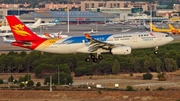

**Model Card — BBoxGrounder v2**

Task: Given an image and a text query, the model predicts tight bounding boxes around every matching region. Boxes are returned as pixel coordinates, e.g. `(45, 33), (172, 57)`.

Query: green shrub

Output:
(27, 80), (34, 87)
(126, 85), (134, 91)
(157, 73), (166, 81)
(145, 86), (150, 91)
(159, 77), (166, 81)
(44, 76), (50, 85)
(0, 79), (3, 84)
(19, 83), (25, 88)
(129, 72), (133, 77)
(143, 73), (153, 80)
(13, 79), (18, 84)
(36, 82), (41, 87)
(8, 75), (14, 82)
(157, 86), (163, 91)
(98, 89), (102, 94)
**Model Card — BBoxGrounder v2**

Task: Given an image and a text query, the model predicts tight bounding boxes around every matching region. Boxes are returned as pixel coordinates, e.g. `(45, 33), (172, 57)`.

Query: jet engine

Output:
(111, 46), (131, 55)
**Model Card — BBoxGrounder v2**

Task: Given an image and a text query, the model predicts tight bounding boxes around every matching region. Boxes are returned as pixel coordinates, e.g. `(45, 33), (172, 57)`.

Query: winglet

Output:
(84, 33), (91, 39)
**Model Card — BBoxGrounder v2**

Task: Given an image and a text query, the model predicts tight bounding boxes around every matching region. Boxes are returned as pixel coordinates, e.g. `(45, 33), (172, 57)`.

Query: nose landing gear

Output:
(154, 46), (158, 55)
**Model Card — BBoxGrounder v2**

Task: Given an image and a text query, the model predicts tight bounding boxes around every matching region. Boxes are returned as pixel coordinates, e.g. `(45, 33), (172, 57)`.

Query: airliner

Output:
(0, 31), (69, 38)
(149, 23), (178, 35)
(40, 18), (60, 26)
(0, 19), (41, 31)
(5, 15), (174, 62)
(44, 31), (69, 38)
(84, 29), (98, 34)
(0, 32), (13, 37)
(2, 32), (69, 43)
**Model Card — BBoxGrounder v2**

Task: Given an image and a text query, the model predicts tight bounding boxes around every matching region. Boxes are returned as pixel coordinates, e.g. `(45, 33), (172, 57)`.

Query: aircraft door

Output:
(156, 34), (162, 42)
(132, 35), (138, 42)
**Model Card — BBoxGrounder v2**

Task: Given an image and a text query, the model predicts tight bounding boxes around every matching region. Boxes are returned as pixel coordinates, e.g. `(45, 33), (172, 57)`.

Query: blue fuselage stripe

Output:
(62, 34), (112, 44)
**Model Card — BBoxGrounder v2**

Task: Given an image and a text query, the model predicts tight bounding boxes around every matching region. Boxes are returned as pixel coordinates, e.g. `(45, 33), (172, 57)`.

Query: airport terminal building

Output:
(0, 9), (115, 24)
(20, 11), (114, 24)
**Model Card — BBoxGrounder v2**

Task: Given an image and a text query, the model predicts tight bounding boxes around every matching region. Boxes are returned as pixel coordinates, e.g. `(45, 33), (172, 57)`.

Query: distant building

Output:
(156, 9), (174, 17)
(0, 3), (30, 9)
(45, 3), (81, 11)
(80, 1), (156, 12)
(173, 4), (180, 12)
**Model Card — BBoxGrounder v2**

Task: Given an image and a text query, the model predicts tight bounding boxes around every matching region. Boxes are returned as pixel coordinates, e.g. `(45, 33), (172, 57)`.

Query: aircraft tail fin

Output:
(52, 18), (60, 24)
(149, 23), (157, 31)
(6, 15), (44, 41)
(32, 19), (41, 27)
(168, 24), (175, 30)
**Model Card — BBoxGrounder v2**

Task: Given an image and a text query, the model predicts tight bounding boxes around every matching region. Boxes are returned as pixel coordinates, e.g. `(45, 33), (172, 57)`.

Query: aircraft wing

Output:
(84, 33), (115, 52)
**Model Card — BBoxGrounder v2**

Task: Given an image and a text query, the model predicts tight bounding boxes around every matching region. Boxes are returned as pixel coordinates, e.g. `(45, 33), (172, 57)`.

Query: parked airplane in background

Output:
(25, 19), (42, 29)
(168, 24), (180, 35)
(0, 21), (6, 26)
(0, 32), (13, 37)
(2, 32), (69, 43)
(44, 31), (69, 38)
(0, 19), (41, 31)
(105, 21), (118, 26)
(149, 23), (172, 34)
(39, 18), (60, 29)
(0, 30), (69, 38)
(84, 29), (98, 34)
(5, 15), (174, 62)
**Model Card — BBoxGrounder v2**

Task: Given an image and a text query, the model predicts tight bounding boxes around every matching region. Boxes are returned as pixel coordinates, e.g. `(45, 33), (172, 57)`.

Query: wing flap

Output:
(84, 33), (115, 52)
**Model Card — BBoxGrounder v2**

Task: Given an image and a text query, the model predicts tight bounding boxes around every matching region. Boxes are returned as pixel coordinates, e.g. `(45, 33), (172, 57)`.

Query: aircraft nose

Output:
(169, 36), (174, 42)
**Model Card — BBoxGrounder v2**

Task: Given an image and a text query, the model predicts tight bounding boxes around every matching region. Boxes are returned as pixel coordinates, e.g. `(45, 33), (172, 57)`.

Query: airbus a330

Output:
(5, 15), (174, 62)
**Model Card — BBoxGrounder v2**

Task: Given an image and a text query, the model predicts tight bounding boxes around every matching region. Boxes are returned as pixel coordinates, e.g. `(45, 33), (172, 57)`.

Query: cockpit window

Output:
(165, 35), (169, 37)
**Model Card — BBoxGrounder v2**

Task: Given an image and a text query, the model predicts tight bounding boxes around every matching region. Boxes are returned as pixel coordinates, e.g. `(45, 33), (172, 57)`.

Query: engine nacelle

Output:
(111, 46), (131, 55)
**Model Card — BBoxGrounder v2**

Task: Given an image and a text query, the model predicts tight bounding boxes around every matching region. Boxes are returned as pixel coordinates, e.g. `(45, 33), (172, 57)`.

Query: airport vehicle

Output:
(0, 19), (41, 31)
(6, 15), (174, 62)
(168, 24), (180, 35)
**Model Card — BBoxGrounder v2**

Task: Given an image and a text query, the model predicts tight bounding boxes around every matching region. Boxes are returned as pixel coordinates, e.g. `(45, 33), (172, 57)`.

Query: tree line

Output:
(0, 42), (180, 78)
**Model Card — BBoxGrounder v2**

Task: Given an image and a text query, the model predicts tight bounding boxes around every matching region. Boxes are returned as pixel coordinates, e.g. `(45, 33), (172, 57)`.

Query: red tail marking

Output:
(6, 15), (44, 41)
(6, 15), (46, 50)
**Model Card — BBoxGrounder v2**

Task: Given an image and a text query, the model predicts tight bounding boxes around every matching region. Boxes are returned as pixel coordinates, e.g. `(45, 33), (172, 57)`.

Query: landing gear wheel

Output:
(98, 55), (103, 60)
(85, 58), (91, 62)
(89, 54), (95, 59)
(154, 47), (158, 55)
(92, 58), (98, 62)
(154, 51), (158, 55)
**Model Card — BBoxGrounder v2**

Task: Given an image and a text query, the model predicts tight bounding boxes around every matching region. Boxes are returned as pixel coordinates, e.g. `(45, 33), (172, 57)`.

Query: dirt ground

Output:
(1, 71), (180, 101)
(0, 90), (180, 101)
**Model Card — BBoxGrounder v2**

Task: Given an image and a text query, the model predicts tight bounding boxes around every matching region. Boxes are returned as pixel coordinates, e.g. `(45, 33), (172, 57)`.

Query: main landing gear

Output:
(85, 54), (103, 62)
(154, 46), (158, 55)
